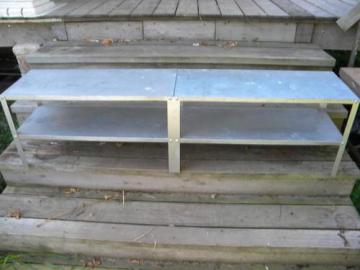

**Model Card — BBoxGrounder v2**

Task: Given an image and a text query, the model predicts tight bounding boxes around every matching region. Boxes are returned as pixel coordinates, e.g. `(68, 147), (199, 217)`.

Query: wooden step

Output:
(26, 42), (335, 69)
(0, 141), (358, 196)
(0, 192), (359, 265)
(4, 185), (353, 205)
(1, 193), (359, 229)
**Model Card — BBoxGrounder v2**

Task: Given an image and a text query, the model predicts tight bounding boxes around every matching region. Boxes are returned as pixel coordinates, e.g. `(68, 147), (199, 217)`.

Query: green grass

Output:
(351, 179), (360, 214)
(0, 108), (11, 154)
(0, 107), (11, 193)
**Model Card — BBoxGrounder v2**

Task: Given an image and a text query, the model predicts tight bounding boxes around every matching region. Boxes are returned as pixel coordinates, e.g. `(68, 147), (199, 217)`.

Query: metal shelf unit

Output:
(1, 69), (358, 176)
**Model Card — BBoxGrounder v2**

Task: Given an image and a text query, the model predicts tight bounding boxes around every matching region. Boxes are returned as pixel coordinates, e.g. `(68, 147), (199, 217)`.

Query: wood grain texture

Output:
(337, 3), (360, 31)
(176, 0), (198, 16)
(198, 0), (220, 16)
(291, 0), (333, 18)
(253, 0), (288, 17)
(4, 185), (353, 205)
(88, 0), (127, 16)
(132, 0), (161, 16)
(25, 43), (336, 69)
(217, 0), (243, 16)
(0, 194), (359, 229)
(270, 0), (313, 17)
(0, 141), (357, 195)
(1, 217), (360, 264)
(110, 0), (143, 15)
(234, 0), (266, 16)
(340, 67), (360, 96)
(153, 0), (179, 16)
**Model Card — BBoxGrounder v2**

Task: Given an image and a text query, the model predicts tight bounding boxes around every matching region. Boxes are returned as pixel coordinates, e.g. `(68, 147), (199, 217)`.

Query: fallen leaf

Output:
(8, 209), (21, 219)
(100, 38), (113, 46)
(64, 187), (80, 194)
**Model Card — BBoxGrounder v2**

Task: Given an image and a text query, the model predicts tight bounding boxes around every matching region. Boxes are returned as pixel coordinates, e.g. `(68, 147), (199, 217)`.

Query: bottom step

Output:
(0, 191), (360, 266)
(1, 218), (359, 265)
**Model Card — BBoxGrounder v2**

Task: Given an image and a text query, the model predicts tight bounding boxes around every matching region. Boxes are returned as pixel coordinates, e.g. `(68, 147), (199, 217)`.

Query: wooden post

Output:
(349, 22), (360, 67)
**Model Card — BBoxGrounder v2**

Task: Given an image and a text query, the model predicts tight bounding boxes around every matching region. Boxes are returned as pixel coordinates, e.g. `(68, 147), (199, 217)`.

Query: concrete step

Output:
(26, 41), (335, 69)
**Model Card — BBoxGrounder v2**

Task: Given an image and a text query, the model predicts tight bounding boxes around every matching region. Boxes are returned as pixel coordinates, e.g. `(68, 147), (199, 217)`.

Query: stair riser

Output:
(1, 169), (356, 196)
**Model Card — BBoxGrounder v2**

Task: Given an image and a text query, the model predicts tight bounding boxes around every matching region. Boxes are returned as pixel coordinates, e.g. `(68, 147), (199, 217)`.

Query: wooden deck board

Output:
(153, 0), (179, 16)
(67, 0), (109, 16)
(4, 185), (353, 205)
(270, 0), (313, 17)
(24, 42), (336, 69)
(0, 141), (358, 195)
(88, 0), (127, 16)
(110, 0), (143, 16)
(131, 0), (161, 16)
(18, 0), (360, 19)
(198, 0), (220, 16)
(254, 0), (289, 17)
(217, 0), (243, 16)
(1, 217), (359, 264)
(0, 194), (359, 229)
(176, 0), (198, 16)
(305, 0), (346, 17)
(291, 0), (334, 17)
(234, 0), (266, 16)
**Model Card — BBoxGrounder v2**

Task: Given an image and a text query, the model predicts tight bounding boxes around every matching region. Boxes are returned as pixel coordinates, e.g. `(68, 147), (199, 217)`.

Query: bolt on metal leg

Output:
(331, 102), (359, 177)
(167, 98), (180, 173)
(0, 97), (29, 168)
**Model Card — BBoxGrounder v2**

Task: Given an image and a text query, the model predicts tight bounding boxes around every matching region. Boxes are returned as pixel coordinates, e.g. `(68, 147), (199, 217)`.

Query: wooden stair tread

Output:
(0, 141), (358, 196)
(26, 43), (335, 69)
(1, 216), (359, 264)
(4, 185), (353, 205)
(1, 191), (359, 265)
(0, 193), (359, 229)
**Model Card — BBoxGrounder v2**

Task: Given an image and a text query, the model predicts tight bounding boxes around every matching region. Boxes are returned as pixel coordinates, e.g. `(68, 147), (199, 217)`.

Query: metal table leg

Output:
(167, 98), (180, 173)
(331, 102), (359, 176)
(0, 97), (29, 168)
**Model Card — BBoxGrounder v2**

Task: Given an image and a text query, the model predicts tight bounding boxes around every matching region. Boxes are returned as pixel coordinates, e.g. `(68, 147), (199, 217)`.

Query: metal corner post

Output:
(331, 101), (359, 176)
(0, 97), (29, 168)
(167, 98), (181, 173)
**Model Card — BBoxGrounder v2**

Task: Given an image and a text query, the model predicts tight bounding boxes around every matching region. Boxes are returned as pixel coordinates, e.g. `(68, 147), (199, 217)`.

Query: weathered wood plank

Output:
(176, 0), (198, 16)
(270, 0), (313, 17)
(253, 0), (288, 17)
(4, 185), (353, 205)
(153, 0), (178, 16)
(132, 0), (161, 16)
(110, 0), (143, 16)
(234, 0), (266, 16)
(67, 0), (108, 16)
(0, 194), (359, 229)
(340, 68), (360, 96)
(48, 0), (86, 16)
(5, 262), (359, 270)
(88, 0), (127, 16)
(337, 3), (360, 31)
(217, 0), (243, 16)
(198, 0), (220, 16)
(295, 23), (314, 43)
(1, 218), (360, 264)
(305, 0), (345, 17)
(25, 43), (335, 69)
(292, 0), (334, 18)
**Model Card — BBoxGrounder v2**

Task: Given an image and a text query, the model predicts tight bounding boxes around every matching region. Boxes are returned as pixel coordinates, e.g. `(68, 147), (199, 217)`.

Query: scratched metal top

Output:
(2, 69), (358, 104)
(1, 69), (177, 101)
(175, 69), (359, 104)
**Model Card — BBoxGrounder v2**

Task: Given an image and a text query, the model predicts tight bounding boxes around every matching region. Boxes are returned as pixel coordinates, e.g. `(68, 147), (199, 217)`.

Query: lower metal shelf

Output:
(181, 105), (342, 145)
(18, 103), (168, 142)
(18, 103), (342, 146)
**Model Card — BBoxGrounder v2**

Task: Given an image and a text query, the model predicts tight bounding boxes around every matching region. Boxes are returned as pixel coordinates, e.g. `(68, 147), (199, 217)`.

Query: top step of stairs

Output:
(25, 41), (336, 70)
